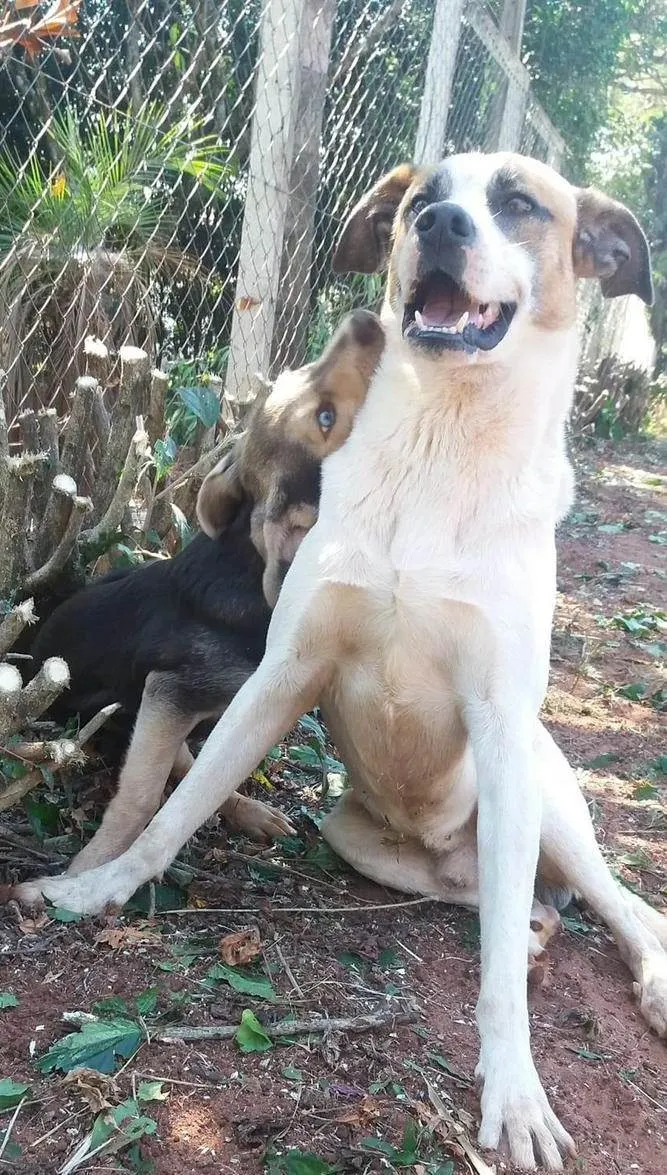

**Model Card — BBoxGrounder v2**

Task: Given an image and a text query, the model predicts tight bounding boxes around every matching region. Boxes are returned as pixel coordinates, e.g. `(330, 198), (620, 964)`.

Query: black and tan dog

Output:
(30, 309), (384, 876)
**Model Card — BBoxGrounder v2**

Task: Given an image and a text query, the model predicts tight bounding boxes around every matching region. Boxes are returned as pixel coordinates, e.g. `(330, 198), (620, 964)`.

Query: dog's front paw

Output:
(477, 1055), (575, 1171)
(12, 863), (134, 917)
(223, 795), (297, 842)
(633, 951), (667, 1036)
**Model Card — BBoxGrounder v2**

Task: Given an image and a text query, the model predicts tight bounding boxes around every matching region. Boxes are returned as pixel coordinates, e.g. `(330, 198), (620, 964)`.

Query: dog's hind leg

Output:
(67, 671), (205, 876)
(537, 723), (667, 1037)
(323, 791), (560, 963)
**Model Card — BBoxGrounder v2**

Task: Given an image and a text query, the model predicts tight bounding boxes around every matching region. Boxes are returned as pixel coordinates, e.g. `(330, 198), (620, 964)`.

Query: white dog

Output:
(16, 153), (665, 1171)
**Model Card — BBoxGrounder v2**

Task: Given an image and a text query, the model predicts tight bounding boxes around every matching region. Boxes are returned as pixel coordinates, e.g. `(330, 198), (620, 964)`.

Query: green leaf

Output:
(206, 963), (276, 1000)
(135, 988), (159, 1017)
(273, 1152), (338, 1175)
(598, 522), (626, 534)
(617, 682), (647, 701)
(582, 752), (619, 770)
(281, 1066), (304, 1082)
(24, 798), (60, 839)
(234, 1009), (273, 1053)
(633, 783), (659, 801)
(137, 1080), (169, 1103)
(0, 993), (19, 1010)
(127, 881), (185, 914)
(361, 1137), (396, 1156)
(36, 1017), (143, 1075)
(176, 385), (220, 429)
(88, 1097), (158, 1152)
(93, 996), (130, 1017)
(0, 1078), (30, 1109)
(49, 906), (85, 923)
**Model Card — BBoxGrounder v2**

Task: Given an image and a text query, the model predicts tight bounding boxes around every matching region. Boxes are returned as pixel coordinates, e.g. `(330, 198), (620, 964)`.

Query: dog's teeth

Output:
(455, 311), (469, 332)
(415, 309), (425, 329)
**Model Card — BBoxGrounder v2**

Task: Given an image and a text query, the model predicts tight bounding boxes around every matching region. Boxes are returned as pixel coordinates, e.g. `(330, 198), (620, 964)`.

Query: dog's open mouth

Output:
(402, 271), (517, 353)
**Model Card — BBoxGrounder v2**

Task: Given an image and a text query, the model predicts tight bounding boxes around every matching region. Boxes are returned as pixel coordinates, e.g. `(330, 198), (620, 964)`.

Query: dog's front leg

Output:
(466, 696), (575, 1171)
(13, 641), (331, 915)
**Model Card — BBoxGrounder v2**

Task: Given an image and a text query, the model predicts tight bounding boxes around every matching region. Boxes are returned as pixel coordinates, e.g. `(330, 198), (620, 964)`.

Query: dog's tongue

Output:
(421, 286), (471, 328)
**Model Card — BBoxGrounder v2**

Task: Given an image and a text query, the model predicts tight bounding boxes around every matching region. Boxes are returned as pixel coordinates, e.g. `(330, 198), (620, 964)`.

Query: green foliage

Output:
(0, 1078), (30, 1110)
(265, 1151), (339, 1175)
(0, 993), (19, 1010)
(523, 1), (655, 182)
(234, 1008), (273, 1053)
(0, 103), (230, 261)
(36, 1017), (143, 1075)
(205, 963), (276, 1000)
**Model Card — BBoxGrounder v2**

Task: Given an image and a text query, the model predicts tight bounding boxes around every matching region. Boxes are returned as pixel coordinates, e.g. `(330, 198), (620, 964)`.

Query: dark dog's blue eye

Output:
(503, 193), (536, 216)
(411, 196), (428, 216)
(317, 404), (336, 433)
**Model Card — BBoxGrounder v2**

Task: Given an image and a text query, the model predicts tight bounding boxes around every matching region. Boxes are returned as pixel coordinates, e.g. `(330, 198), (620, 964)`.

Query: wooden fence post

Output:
(478, 0), (528, 151)
(225, 0), (306, 407)
(271, 0), (337, 372)
(414, 0), (466, 164)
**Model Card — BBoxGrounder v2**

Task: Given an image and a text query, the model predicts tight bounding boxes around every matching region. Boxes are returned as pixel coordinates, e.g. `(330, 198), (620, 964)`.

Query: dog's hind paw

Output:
(477, 1054), (575, 1171)
(633, 951), (667, 1037)
(221, 794), (297, 842)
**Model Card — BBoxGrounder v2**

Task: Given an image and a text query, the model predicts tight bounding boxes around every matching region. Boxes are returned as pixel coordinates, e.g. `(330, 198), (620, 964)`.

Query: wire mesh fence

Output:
(0, 0), (567, 447)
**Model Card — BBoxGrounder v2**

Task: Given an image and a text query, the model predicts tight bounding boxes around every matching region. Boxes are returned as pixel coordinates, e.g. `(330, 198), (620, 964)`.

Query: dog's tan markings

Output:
(332, 163), (426, 276)
(488, 157), (580, 331)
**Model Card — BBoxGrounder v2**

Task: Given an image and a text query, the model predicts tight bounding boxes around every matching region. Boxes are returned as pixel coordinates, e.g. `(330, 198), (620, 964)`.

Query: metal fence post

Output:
(415, 0), (466, 164)
(225, 0), (306, 407)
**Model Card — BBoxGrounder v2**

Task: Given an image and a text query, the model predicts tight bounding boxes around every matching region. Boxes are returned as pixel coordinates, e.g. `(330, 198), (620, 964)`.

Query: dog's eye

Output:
(316, 404), (336, 433)
(503, 192), (536, 216)
(411, 196), (428, 216)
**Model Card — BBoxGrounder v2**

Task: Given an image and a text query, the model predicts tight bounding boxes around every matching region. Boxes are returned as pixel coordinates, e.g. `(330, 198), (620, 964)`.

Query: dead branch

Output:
(0, 599), (37, 659)
(0, 766), (45, 812)
(93, 347), (150, 519)
(81, 417), (149, 546)
(18, 409), (39, 453)
(34, 377), (97, 567)
(14, 656), (70, 729)
(84, 337), (111, 447)
(25, 493), (92, 593)
(6, 738), (83, 767)
(61, 1008), (417, 1044)
(83, 335), (110, 384)
(0, 701), (121, 813)
(0, 453), (50, 595)
(147, 369), (169, 447)
(0, 663), (22, 739)
(34, 408), (59, 516)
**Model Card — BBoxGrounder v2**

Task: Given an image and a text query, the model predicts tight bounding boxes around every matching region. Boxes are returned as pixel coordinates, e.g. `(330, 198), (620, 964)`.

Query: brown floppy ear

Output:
(573, 188), (653, 304)
(332, 164), (418, 274)
(196, 446), (244, 538)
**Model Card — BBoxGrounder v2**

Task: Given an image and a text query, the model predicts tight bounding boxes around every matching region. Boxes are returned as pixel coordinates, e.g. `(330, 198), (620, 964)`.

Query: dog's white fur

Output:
(16, 154), (666, 1170)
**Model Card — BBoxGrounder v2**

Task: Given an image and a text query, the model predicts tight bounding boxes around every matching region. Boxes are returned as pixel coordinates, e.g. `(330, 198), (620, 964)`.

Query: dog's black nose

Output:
(416, 201), (476, 246)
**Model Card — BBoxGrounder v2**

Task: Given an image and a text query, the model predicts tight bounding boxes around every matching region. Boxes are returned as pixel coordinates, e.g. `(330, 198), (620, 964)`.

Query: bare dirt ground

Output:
(0, 437), (665, 1175)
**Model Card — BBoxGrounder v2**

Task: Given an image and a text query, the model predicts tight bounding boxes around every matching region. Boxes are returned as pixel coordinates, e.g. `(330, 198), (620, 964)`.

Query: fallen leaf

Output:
(236, 295), (262, 312)
(94, 925), (161, 950)
(61, 1067), (119, 1111)
(218, 925), (261, 966)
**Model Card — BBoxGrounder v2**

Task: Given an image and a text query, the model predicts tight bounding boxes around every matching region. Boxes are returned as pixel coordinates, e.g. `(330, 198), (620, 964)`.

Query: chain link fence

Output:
(1, 0), (568, 446)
